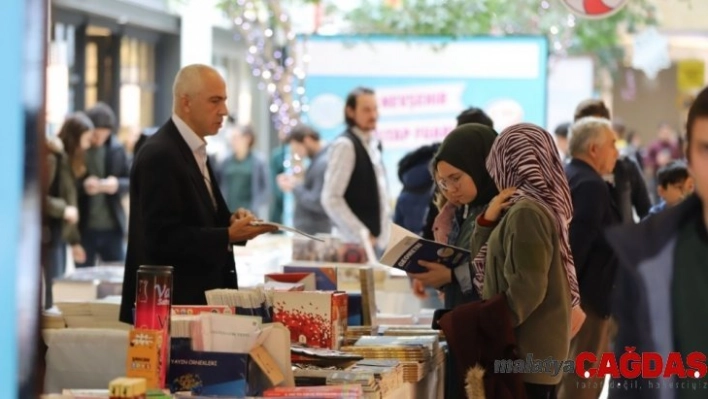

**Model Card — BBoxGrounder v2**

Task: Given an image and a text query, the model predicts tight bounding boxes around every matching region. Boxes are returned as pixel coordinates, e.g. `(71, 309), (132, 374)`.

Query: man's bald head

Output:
(172, 64), (228, 137)
(172, 64), (221, 110)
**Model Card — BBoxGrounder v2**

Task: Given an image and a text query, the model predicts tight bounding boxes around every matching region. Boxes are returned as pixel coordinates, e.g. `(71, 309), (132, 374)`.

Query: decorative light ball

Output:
(561, 0), (629, 19)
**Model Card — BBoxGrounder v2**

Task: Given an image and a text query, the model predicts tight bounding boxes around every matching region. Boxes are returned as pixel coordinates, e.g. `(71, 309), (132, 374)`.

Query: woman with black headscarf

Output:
(408, 123), (501, 307)
(407, 123), (507, 399)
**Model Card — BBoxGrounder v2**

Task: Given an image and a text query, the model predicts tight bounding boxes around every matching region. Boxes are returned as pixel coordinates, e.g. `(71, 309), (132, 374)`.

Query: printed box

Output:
(126, 329), (164, 389)
(271, 291), (348, 350)
(168, 337), (251, 396)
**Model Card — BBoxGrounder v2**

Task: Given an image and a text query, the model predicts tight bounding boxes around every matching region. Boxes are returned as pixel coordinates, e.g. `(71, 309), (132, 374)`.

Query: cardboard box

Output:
(271, 291), (348, 350)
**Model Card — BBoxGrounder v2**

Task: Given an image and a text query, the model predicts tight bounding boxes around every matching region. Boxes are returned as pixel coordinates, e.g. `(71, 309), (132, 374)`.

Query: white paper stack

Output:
(205, 288), (274, 314)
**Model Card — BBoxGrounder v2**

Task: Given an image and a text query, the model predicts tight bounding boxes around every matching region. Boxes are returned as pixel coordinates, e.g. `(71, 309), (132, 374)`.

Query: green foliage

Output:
(344, 0), (659, 76)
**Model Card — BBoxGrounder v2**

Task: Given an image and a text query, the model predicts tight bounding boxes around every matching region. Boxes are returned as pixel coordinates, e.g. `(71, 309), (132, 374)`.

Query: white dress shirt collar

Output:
(172, 114), (205, 152)
(351, 126), (373, 144)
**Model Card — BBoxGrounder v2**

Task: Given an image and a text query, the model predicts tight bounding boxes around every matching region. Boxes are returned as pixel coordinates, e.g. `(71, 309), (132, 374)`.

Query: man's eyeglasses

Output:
(437, 174), (463, 192)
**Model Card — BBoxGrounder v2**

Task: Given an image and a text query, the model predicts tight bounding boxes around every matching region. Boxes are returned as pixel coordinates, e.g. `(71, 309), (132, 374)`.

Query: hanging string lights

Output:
(220, 0), (310, 137)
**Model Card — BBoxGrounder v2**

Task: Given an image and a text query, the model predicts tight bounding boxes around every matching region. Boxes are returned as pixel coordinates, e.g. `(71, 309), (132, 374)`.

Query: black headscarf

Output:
(432, 123), (499, 208)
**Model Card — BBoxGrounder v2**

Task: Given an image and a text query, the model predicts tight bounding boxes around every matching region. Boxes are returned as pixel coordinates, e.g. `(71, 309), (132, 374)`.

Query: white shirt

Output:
(321, 127), (390, 249)
(172, 114), (216, 208)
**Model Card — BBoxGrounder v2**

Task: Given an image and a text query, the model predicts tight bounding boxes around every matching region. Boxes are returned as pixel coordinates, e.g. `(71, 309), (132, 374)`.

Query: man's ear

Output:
(587, 141), (598, 158)
(180, 94), (190, 113)
(657, 185), (667, 198)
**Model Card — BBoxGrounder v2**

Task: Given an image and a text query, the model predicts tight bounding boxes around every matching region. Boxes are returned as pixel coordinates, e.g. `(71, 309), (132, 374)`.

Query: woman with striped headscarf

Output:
(473, 123), (584, 398)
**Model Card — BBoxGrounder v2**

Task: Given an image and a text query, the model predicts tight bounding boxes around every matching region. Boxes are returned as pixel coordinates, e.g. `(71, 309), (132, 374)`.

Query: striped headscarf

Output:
(472, 123), (580, 307)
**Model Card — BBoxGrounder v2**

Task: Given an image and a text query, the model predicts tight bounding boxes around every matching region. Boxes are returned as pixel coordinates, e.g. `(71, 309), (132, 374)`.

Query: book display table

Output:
(42, 235), (446, 398)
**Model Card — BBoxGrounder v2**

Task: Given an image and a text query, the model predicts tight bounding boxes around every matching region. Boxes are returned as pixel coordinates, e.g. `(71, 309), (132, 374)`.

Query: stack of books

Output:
(291, 359), (403, 399)
(327, 371), (378, 398)
(42, 308), (66, 329)
(341, 335), (439, 383)
(347, 359), (404, 398)
(377, 325), (444, 338)
(52, 266), (124, 302)
(55, 297), (130, 330)
(343, 326), (376, 346)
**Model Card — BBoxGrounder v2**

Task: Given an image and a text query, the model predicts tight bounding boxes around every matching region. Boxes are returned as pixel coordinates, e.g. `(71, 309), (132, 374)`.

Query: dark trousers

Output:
(44, 239), (66, 309)
(76, 229), (125, 267)
(444, 347), (462, 399)
(526, 382), (557, 399)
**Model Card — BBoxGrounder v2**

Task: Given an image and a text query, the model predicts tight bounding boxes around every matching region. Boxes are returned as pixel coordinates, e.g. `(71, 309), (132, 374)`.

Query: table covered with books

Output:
(42, 235), (447, 398)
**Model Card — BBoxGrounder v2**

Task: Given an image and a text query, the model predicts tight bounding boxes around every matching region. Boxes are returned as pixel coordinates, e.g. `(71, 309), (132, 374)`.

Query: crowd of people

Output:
(42, 63), (708, 399)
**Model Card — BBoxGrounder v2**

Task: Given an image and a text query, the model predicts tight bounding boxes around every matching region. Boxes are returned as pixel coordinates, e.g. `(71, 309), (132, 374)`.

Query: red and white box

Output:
(271, 291), (348, 350)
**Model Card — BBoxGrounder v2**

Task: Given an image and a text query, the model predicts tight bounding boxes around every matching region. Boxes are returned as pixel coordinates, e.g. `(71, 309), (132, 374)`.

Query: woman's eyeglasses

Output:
(437, 174), (462, 192)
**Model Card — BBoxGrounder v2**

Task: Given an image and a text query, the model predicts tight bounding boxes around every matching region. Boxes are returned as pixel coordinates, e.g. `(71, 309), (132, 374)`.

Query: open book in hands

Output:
(249, 221), (324, 242)
(379, 224), (471, 273)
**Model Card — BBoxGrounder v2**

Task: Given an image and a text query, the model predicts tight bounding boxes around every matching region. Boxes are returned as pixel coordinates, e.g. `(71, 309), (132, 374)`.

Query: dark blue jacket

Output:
(565, 158), (621, 317)
(606, 194), (703, 399)
(394, 144), (438, 235)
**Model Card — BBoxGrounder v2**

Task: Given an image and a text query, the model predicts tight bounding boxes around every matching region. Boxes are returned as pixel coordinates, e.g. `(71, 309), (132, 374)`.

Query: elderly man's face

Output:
(593, 127), (619, 175)
(185, 70), (228, 137)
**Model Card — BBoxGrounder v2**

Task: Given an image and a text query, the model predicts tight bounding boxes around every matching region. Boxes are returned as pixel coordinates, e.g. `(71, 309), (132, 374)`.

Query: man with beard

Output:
(321, 87), (390, 254)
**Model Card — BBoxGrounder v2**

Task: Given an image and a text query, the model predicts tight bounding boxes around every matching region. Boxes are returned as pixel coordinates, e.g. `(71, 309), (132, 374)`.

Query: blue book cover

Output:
(380, 224), (471, 274)
(347, 293), (363, 327)
(168, 338), (251, 396)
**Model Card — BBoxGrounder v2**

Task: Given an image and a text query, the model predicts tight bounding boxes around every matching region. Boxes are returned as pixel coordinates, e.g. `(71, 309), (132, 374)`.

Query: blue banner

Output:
(300, 35), (548, 197)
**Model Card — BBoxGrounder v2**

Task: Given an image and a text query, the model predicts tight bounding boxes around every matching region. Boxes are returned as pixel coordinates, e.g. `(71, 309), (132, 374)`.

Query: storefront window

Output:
(120, 36), (156, 141)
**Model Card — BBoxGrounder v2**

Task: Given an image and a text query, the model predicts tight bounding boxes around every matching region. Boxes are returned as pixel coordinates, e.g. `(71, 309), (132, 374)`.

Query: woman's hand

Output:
(408, 260), (452, 289)
(71, 244), (86, 264)
(483, 187), (517, 222)
(571, 305), (586, 338)
(411, 278), (428, 299)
